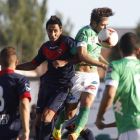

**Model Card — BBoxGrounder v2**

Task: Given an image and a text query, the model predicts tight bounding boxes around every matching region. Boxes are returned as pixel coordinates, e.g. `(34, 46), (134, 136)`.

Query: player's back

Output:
(0, 69), (31, 139)
(109, 57), (140, 134)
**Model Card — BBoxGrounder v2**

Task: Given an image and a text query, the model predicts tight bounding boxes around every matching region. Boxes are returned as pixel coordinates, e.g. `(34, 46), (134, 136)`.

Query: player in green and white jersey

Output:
(53, 7), (114, 140)
(95, 32), (140, 140)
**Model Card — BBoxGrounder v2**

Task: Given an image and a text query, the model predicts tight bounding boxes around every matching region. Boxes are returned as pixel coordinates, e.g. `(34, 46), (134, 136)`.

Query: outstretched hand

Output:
(53, 60), (67, 68)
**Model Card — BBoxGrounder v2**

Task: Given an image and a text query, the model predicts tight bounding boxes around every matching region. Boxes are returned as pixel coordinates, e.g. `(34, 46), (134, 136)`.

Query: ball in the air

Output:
(98, 28), (119, 48)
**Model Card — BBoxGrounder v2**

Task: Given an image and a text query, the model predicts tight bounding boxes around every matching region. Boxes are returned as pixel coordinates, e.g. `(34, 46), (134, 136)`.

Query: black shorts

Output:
(36, 85), (70, 114)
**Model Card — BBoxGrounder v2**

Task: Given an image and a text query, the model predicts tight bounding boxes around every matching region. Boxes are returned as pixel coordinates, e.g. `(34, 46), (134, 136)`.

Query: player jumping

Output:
(52, 7), (114, 140)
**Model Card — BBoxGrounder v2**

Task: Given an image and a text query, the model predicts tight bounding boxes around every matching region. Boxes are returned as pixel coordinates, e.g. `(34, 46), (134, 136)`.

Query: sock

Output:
(39, 121), (52, 140)
(81, 128), (96, 140)
(55, 110), (68, 130)
(74, 107), (90, 134)
(35, 126), (40, 140)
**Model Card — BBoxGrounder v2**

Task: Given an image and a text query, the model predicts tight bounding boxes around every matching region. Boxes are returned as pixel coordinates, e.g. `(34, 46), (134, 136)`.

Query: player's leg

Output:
(34, 114), (42, 140)
(35, 85), (48, 140)
(68, 73), (99, 140)
(53, 86), (80, 140)
(63, 115), (96, 140)
(67, 92), (95, 140)
(53, 103), (78, 140)
(40, 86), (70, 140)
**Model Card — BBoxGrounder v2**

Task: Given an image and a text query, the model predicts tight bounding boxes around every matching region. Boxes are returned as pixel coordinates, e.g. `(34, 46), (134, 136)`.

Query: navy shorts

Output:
(36, 85), (70, 114)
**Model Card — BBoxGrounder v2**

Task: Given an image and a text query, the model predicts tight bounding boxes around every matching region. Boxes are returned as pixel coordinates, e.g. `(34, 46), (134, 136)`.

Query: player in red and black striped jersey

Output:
(0, 47), (31, 140)
(16, 16), (81, 140)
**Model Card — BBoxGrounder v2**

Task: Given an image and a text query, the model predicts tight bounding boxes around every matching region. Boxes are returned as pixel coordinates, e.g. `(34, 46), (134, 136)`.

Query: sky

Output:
(46, 0), (140, 37)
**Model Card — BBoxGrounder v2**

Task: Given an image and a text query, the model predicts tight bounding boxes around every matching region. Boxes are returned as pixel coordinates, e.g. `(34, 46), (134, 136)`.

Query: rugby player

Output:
(16, 16), (80, 140)
(53, 7), (114, 140)
(95, 32), (140, 140)
(0, 47), (31, 140)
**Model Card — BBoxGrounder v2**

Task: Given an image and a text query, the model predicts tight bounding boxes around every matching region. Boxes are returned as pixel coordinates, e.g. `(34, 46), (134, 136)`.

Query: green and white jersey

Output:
(75, 25), (102, 69)
(105, 56), (140, 135)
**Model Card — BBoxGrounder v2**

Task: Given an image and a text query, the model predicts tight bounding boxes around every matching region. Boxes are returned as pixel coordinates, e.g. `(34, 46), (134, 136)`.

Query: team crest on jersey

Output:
(57, 49), (62, 54)
(25, 83), (31, 91)
(88, 36), (98, 44)
(107, 67), (113, 73)
(67, 92), (75, 100)
(78, 34), (85, 42)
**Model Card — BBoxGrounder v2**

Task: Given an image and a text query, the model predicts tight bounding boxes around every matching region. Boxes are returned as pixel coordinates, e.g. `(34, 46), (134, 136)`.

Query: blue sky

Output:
(46, 0), (140, 37)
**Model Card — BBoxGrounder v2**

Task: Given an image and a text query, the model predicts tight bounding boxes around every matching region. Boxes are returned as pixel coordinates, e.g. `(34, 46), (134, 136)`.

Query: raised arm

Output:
(17, 98), (30, 140)
(77, 46), (107, 70)
(16, 62), (37, 71)
(52, 56), (82, 68)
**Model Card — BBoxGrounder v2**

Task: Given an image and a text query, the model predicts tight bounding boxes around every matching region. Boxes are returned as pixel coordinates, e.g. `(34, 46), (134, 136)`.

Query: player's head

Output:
(90, 7), (114, 33)
(0, 47), (18, 70)
(46, 15), (63, 44)
(119, 32), (140, 57)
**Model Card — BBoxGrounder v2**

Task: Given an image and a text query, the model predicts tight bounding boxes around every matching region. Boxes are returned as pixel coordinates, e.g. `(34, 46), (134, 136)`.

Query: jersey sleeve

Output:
(65, 37), (78, 56)
(76, 32), (88, 48)
(18, 77), (31, 102)
(31, 45), (46, 66)
(105, 62), (120, 88)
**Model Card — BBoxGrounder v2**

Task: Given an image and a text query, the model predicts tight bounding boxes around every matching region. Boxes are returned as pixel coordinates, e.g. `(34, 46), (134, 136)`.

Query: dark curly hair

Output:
(90, 7), (114, 24)
(46, 15), (62, 29)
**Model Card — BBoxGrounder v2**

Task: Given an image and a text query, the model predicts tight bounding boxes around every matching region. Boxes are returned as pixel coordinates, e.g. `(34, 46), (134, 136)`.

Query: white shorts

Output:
(66, 71), (100, 103)
(119, 129), (140, 140)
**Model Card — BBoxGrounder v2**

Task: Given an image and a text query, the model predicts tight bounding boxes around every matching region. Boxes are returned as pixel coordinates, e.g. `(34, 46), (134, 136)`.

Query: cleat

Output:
(52, 127), (61, 140)
(67, 132), (79, 140)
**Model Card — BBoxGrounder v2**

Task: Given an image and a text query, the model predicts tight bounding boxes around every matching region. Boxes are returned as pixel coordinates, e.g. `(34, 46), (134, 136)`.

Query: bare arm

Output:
(95, 85), (116, 129)
(52, 56), (82, 68)
(16, 62), (37, 71)
(17, 98), (30, 140)
(99, 54), (109, 65)
(77, 46), (107, 70)
(105, 122), (116, 128)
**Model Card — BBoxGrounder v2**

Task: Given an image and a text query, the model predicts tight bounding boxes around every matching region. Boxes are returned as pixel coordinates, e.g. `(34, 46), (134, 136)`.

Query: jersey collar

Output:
(124, 56), (137, 59)
(0, 69), (15, 76)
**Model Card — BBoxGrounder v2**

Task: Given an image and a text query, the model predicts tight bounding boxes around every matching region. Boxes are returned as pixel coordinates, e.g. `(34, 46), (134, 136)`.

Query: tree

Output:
(0, 0), (47, 62)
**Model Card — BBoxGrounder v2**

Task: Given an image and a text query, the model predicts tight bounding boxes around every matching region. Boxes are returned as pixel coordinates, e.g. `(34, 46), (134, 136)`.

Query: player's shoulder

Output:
(62, 35), (75, 41)
(9, 72), (29, 82)
(61, 35), (76, 45)
(79, 25), (95, 33)
(109, 59), (128, 72)
(76, 25), (97, 39)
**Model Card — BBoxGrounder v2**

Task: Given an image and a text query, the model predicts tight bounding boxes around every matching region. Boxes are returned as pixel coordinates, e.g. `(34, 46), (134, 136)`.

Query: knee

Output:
(65, 110), (75, 119)
(41, 108), (55, 122)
